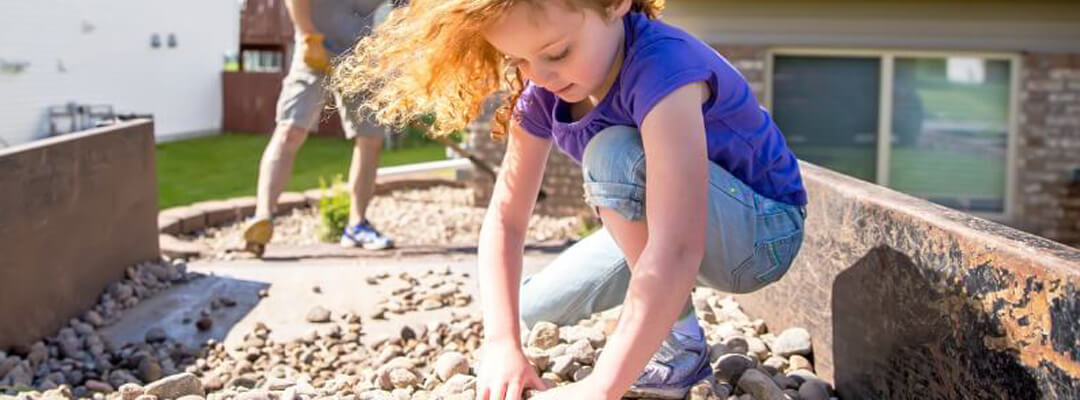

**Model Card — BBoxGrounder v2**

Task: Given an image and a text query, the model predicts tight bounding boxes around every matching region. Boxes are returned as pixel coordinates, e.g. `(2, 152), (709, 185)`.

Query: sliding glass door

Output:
(770, 51), (1015, 215)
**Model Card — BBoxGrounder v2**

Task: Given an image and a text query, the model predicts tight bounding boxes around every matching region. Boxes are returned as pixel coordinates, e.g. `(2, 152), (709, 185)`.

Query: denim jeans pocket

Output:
(731, 230), (804, 293)
(707, 165), (755, 209)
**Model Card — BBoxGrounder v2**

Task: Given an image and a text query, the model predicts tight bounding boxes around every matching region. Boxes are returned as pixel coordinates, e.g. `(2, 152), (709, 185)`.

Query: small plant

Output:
(576, 212), (602, 238)
(317, 175), (351, 242)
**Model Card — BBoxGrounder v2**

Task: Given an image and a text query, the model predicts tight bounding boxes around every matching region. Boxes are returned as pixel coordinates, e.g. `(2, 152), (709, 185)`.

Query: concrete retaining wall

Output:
(0, 120), (160, 349)
(737, 162), (1080, 399)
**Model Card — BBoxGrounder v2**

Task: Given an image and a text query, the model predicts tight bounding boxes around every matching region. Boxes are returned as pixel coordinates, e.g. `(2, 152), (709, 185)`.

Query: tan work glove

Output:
(299, 33), (331, 73)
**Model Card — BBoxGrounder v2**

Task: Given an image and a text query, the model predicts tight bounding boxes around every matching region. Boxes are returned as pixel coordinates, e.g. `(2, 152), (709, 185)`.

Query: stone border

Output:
(734, 162), (1080, 399)
(1, 120), (161, 351)
(157, 176), (465, 258)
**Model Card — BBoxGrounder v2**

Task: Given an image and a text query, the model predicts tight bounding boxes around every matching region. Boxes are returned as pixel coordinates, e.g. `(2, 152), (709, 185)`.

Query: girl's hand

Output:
(476, 340), (548, 400)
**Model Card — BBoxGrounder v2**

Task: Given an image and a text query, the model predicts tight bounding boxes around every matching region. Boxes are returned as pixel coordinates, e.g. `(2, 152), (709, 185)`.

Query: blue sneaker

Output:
(624, 328), (713, 399)
(340, 220), (394, 250)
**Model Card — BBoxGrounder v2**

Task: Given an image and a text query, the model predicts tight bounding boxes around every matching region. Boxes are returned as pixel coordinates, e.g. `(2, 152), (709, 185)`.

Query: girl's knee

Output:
(581, 126), (647, 220)
(518, 290), (571, 329)
(581, 125), (643, 181)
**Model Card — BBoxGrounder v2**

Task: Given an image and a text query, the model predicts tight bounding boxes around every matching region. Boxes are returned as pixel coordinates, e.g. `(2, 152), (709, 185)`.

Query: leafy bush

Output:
(576, 213), (602, 238)
(317, 175), (351, 242)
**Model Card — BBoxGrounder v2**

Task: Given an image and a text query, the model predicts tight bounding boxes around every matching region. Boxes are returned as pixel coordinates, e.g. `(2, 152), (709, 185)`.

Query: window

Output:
(242, 49), (283, 73)
(769, 50), (1017, 217)
(772, 56), (881, 182)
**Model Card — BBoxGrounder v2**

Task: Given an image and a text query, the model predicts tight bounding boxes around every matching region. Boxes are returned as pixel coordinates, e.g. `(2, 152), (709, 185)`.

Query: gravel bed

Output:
(188, 187), (583, 260)
(1, 261), (834, 400)
(1, 189), (833, 400)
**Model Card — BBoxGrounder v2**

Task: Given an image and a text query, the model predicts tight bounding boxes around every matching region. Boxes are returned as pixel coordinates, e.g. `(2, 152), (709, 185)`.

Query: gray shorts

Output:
(274, 55), (385, 139)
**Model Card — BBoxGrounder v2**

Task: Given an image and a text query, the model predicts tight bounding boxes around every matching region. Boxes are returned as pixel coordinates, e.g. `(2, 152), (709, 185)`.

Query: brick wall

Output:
(711, 45), (769, 101)
(467, 119), (587, 218)
(1017, 53), (1080, 246)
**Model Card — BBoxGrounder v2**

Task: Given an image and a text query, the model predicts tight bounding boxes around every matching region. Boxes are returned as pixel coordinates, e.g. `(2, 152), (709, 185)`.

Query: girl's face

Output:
(483, 1), (629, 103)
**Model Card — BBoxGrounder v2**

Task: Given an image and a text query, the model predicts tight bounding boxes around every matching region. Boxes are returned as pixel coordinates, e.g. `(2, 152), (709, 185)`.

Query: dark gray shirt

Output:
(309, 0), (385, 55)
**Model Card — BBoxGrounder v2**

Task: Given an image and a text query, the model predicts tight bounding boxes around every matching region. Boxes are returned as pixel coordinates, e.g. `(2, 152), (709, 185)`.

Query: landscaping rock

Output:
(772, 328), (812, 358)
(144, 373), (205, 399)
(736, 369), (786, 400)
(715, 353), (757, 384)
(435, 352), (469, 382)
(526, 322), (560, 350)
(2, 243), (828, 400)
(195, 317), (213, 331)
(145, 328), (167, 344)
(799, 378), (832, 400)
(305, 306), (332, 323)
(85, 380), (114, 393)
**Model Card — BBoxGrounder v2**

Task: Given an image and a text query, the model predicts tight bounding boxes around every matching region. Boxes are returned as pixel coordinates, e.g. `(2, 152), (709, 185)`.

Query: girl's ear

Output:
(607, 0), (632, 20)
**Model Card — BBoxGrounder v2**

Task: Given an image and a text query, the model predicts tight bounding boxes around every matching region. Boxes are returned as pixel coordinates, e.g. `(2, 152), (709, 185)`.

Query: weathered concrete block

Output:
(276, 192), (307, 214)
(228, 196), (257, 219)
(0, 121), (159, 349)
(158, 234), (210, 259)
(373, 177), (464, 196)
(161, 206), (206, 234)
(735, 162), (1080, 399)
(158, 214), (181, 235)
(190, 200), (239, 228)
(303, 188), (325, 207)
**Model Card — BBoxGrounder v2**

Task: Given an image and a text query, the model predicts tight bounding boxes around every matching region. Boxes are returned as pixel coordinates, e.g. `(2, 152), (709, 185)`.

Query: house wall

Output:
(469, 1), (1080, 246)
(0, 0), (241, 147)
(663, 1), (1080, 53)
(468, 117), (588, 219)
(1017, 53), (1080, 246)
(722, 53), (1080, 249)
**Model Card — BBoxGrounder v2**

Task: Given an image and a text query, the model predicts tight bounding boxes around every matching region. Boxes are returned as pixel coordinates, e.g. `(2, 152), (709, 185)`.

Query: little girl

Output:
(332, 0), (807, 398)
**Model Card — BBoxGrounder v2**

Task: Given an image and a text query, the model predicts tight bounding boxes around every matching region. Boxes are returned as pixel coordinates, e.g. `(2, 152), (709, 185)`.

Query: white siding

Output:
(0, 0), (241, 147)
(664, 1), (1080, 53)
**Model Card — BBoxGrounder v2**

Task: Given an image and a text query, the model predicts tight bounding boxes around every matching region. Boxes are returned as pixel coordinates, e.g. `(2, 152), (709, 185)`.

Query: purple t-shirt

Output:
(514, 12), (807, 206)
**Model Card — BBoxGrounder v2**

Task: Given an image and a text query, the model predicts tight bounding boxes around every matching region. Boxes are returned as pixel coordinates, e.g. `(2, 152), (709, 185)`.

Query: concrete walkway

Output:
(99, 248), (562, 352)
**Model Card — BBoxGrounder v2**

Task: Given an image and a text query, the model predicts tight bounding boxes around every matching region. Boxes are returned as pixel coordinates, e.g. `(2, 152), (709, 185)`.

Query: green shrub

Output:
(317, 175), (352, 242)
(576, 213), (602, 238)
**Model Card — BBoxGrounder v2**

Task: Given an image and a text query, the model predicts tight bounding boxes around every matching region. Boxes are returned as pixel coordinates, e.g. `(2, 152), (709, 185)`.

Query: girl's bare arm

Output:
(591, 81), (711, 397)
(477, 121), (553, 347)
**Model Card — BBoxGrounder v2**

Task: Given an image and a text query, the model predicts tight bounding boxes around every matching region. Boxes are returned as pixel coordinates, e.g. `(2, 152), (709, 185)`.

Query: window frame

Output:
(764, 47), (1021, 222)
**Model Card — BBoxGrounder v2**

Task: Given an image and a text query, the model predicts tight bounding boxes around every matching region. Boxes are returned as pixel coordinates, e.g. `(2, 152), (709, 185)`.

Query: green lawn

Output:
(792, 145), (1004, 197)
(792, 144), (1005, 213)
(156, 133), (446, 209)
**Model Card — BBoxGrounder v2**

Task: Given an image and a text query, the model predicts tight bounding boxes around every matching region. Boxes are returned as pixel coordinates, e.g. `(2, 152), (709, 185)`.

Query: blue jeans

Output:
(520, 126), (806, 328)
